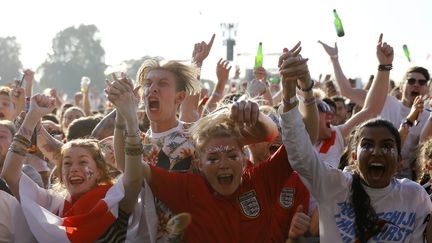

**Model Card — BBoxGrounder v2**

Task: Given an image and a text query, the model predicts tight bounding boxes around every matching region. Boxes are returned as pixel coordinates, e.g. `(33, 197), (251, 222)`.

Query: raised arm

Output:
(36, 124), (63, 166)
(229, 100), (278, 145)
(279, 42), (319, 143)
(1, 94), (55, 199)
(180, 34), (215, 123)
(203, 58), (231, 114)
(339, 34), (393, 138)
(91, 109), (116, 140)
(105, 75), (143, 214)
(80, 77), (92, 116)
(318, 41), (367, 105)
(247, 67), (273, 106)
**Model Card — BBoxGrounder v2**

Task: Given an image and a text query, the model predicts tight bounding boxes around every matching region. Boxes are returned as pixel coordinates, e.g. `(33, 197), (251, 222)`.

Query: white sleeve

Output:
(19, 173), (63, 213)
(411, 188), (432, 242)
(281, 107), (352, 201)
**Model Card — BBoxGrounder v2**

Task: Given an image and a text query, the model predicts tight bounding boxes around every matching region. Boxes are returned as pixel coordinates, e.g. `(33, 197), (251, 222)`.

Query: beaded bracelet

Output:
(125, 129), (141, 138)
(8, 144), (27, 156)
(13, 134), (31, 148)
(125, 145), (144, 156)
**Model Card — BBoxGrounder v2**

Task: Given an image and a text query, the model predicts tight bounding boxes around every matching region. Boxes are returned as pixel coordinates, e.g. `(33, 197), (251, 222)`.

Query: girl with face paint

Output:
(1, 92), (144, 242)
(136, 99), (298, 242)
(282, 42), (432, 242)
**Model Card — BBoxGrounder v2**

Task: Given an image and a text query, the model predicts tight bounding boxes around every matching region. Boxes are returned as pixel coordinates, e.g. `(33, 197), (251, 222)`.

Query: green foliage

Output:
(38, 24), (106, 95)
(0, 36), (23, 84)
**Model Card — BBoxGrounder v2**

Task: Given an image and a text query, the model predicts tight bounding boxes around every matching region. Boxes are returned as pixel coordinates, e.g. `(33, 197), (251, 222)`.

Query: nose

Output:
(370, 146), (383, 156)
(146, 82), (158, 96)
(69, 163), (80, 172)
(217, 158), (230, 169)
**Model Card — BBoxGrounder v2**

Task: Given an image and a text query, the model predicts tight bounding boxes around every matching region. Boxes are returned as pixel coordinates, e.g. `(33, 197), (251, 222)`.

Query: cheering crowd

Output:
(0, 32), (432, 242)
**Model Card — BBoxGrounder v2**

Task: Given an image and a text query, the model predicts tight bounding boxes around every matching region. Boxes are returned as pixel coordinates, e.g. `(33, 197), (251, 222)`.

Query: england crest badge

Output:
(239, 190), (261, 218)
(279, 187), (295, 209)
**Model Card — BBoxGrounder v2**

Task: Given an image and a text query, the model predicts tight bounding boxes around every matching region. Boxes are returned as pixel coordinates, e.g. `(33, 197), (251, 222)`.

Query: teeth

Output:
(370, 163), (384, 167)
(219, 174), (232, 179)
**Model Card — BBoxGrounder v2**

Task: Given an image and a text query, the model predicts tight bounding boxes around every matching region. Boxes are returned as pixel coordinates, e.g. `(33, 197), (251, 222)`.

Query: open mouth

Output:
(147, 99), (160, 111)
(69, 176), (85, 185)
(411, 91), (420, 98)
(368, 163), (385, 179)
(217, 174), (233, 185)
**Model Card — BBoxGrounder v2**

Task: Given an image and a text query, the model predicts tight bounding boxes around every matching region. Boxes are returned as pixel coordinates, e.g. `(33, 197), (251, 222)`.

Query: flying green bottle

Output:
(254, 42), (263, 68)
(333, 9), (345, 37)
(403, 44), (411, 62)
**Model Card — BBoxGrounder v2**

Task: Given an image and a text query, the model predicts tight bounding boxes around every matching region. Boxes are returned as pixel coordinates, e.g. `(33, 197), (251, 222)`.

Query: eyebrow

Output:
(63, 154), (91, 159)
(144, 78), (168, 82)
(362, 138), (395, 143)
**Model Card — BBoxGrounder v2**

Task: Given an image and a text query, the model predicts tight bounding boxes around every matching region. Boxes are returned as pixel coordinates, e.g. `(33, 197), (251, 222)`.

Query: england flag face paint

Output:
(61, 146), (100, 199)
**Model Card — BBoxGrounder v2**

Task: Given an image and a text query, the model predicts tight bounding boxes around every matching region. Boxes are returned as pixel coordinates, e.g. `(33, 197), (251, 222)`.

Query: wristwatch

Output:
(401, 118), (414, 127)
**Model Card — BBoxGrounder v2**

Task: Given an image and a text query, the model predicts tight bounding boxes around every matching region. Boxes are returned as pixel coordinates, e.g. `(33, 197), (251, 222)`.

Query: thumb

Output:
(295, 204), (304, 213)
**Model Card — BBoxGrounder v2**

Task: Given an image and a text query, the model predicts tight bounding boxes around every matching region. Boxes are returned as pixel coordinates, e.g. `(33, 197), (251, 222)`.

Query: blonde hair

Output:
(190, 106), (243, 155)
(418, 139), (432, 183)
(137, 58), (200, 96)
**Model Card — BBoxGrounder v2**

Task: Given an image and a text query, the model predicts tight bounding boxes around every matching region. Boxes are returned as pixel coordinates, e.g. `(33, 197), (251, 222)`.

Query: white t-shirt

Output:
(315, 126), (345, 169)
(282, 108), (432, 242)
(0, 190), (19, 243)
(380, 96), (429, 179)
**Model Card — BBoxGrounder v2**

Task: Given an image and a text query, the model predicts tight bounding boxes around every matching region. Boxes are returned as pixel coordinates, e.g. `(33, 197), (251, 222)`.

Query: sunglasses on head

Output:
(317, 101), (332, 113)
(407, 78), (428, 86)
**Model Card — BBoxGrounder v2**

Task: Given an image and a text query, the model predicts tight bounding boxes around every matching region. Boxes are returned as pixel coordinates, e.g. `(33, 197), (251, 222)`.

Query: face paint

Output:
(360, 146), (396, 155)
(84, 166), (95, 180)
(205, 145), (231, 154)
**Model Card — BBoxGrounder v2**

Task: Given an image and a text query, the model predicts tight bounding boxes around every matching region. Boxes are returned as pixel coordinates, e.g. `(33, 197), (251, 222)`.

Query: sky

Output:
(1, 0), (432, 86)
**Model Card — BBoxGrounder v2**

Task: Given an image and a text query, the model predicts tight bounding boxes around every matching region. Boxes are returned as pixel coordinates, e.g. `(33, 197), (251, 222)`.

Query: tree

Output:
(38, 24), (106, 96)
(0, 37), (23, 84)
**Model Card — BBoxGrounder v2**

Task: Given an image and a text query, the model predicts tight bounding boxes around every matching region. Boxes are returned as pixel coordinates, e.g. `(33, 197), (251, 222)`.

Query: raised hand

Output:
(28, 94), (56, 119)
(23, 69), (35, 83)
(216, 58), (232, 84)
(105, 75), (137, 123)
(247, 79), (268, 98)
(279, 42), (310, 87)
(407, 95), (427, 124)
(376, 33), (394, 65)
(192, 34), (216, 67)
(10, 84), (25, 112)
(318, 40), (338, 58)
(230, 100), (260, 127)
(254, 67), (267, 81)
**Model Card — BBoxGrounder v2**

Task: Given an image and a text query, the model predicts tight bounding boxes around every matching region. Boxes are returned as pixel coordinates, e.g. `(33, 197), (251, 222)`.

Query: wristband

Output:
(297, 80), (314, 92)
(401, 118), (413, 127)
(283, 95), (298, 107)
(378, 64), (393, 71)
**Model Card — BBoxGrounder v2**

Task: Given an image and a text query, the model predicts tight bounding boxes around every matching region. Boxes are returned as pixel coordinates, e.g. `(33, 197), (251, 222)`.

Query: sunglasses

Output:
(407, 78), (428, 86)
(317, 101), (333, 114)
